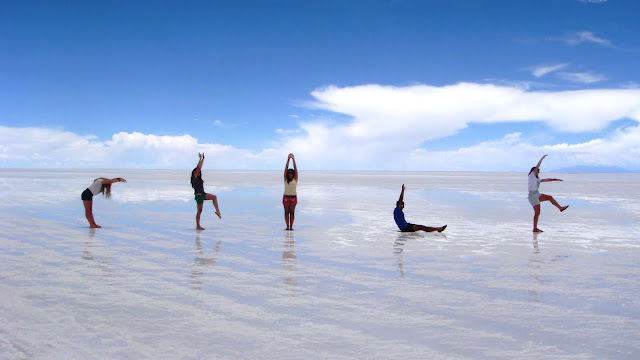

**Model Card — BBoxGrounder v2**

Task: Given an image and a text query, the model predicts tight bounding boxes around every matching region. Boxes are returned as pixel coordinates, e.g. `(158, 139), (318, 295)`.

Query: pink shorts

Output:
(283, 195), (297, 206)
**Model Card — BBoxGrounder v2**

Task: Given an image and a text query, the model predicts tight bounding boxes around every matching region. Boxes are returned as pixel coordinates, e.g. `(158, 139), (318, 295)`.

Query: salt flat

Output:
(1, 169), (639, 359)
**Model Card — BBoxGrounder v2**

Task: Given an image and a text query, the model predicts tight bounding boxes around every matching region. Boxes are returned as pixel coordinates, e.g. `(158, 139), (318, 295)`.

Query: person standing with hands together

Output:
(283, 153), (298, 230)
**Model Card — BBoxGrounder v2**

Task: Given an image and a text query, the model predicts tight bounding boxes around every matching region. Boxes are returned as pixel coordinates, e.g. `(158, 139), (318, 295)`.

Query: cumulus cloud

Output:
(530, 63), (569, 78)
(2, 82), (640, 171)
(0, 127), (279, 169)
(407, 126), (640, 171)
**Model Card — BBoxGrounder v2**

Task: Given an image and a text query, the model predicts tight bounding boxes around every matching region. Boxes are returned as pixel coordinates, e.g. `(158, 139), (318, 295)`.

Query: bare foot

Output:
(197, 226), (205, 230)
(561, 205), (569, 212)
(533, 228), (543, 233)
(90, 224), (101, 229)
(215, 211), (222, 219)
(438, 225), (447, 232)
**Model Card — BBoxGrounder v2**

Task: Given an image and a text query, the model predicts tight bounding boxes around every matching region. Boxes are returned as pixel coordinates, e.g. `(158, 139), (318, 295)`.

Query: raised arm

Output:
(284, 154), (291, 181)
(291, 154), (298, 181)
(102, 177), (127, 184)
(541, 177), (563, 182)
(398, 184), (405, 203)
(535, 154), (548, 170)
(197, 153), (204, 169)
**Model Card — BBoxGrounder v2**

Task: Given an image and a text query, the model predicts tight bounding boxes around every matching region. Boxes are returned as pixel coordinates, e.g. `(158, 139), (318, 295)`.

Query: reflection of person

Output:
(393, 184), (446, 233)
(191, 153), (221, 230)
(393, 236), (406, 278)
(191, 234), (221, 290)
(283, 153), (298, 231)
(282, 231), (297, 287)
(528, 155), (569, 233)
(81, 177), (127, 228)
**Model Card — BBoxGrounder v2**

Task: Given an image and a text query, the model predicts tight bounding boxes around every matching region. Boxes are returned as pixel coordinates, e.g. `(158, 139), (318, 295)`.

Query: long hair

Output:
(191, 167), (202, 189)
(94, 178), (112, 198)
(528, 167), (538, 178)
(286, 169), (295, 184)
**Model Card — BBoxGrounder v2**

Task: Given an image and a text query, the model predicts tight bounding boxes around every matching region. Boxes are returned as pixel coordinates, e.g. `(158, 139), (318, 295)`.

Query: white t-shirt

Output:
(88, 179), (104, 195)
(528, 172), (540, 192)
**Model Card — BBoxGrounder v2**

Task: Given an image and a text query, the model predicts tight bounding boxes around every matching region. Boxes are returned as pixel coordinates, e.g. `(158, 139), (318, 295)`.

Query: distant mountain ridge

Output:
(552, 166), (638, 173)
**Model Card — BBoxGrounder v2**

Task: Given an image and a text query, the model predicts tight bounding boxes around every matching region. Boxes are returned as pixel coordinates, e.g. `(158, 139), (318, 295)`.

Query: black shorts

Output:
(401, 224), (416, 232)
(81, 188), (93, 201)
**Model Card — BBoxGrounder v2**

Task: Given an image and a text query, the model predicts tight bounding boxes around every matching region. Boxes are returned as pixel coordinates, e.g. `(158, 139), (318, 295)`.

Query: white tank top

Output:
(284, 179), (297, 196)
(88, 179), (104, 195)
(528, 172), (540, 192)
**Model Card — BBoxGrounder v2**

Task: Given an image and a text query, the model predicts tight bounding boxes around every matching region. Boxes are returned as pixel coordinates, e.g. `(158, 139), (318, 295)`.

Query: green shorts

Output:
(195, 194), (206, 204)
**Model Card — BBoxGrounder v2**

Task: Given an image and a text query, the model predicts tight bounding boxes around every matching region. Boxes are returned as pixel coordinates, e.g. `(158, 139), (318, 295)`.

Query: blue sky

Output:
(1, 0), (640, 170)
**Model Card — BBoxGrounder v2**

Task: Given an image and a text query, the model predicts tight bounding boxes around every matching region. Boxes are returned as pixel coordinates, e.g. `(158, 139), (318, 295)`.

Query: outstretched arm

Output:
(291, 154), (298, 181)
(197, 153), (204, 169)
(535, 154), (548, 170)
(284, 154), (291, 181)
(398, 184), (405, 203)
(102, 178), (127, 184)
(541, 178), (563, 182)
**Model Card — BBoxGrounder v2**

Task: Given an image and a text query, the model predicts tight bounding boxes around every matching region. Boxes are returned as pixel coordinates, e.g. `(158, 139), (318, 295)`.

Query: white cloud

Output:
(530, 63), (568, 78)
(2, 82), (640, 171)
(562, 31), (611, 46)
(0, 127), (279, 169)
(578, 0), (607, 3)
(407, 126), (640, 171)
(557, 71), (607, 84)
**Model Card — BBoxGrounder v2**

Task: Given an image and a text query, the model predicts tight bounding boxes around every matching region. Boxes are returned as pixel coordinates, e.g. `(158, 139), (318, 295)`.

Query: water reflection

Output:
(82, 228), (97, 261)
(394, 234), (409, 278)
(82, 227), (112, 275)
(191, 232), (221, 291)
(282, 231), (297, 287)
(528, 233), (542, 302)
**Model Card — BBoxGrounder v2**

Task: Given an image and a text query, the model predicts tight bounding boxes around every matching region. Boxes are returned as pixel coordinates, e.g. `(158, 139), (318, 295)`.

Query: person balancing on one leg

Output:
(528, 154), (569, 233)
(393, 184), (446, 233)
(191, 152), (222, 230)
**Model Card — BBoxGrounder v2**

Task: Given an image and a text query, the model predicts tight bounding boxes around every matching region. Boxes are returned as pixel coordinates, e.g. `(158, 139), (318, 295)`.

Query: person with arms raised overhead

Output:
(191, 153), (222, 230)
(283, 153), (298, 230)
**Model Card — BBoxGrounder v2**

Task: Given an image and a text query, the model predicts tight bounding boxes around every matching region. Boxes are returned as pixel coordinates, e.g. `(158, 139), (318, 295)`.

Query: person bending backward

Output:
(283, 153), (298, 230)
(528, 155), (569, 233)
(191, 153), (222, 230)
(394, 184), (447, 233)
(81, 177), (127, 228)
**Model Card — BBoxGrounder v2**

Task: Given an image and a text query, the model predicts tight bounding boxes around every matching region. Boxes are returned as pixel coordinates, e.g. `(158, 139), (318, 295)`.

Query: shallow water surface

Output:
(1, 170), (639, 359)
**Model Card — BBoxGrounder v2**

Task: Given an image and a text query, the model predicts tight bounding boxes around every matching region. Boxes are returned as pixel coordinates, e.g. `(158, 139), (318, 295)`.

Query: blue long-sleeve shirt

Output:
(394, 207), (409, 231)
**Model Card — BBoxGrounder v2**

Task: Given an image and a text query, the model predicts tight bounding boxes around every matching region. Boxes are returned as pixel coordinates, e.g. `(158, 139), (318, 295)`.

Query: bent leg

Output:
(539, 193), (565, 211)
(83, 200), (100, 228)
(205, 193), (221, 218)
